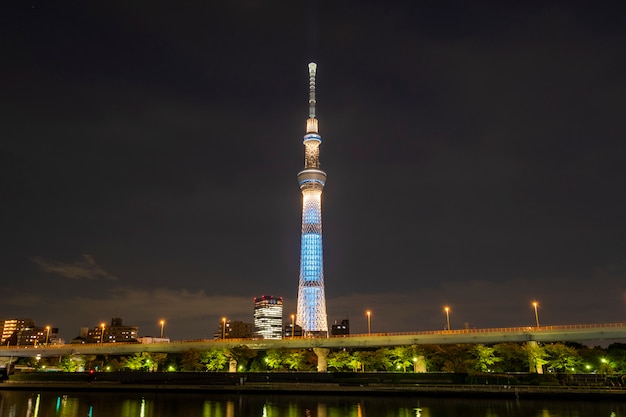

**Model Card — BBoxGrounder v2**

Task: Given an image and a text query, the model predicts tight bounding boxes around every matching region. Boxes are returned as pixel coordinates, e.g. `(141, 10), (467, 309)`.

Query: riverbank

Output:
(3, 371), (625, 399)
(2, 380), (626, 399)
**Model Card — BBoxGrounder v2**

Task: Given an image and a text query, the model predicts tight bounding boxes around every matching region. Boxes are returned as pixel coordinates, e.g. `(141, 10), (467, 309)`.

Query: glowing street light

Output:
(159, 320), (165, 338)
(100, 323), (106, 344)
(532, 301), (540, 327)
(222, 317), (227, 340)
(366, 310), (372, 335)
(444, 306), (451, 331)
(45, 326), (51, 345)
(290, 314), (295, 339)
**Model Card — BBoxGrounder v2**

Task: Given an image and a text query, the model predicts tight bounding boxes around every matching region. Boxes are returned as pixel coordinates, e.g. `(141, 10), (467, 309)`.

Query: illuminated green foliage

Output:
(284, 350), (306, 370)
(389, 346), (417, 372)
(544, 343), (582, 373)
(327, 350), (351, 371)
(264, 349), (284, 371)
(370, 348), (393, 371)
(523, 342), (548, 373)
(149, 353), (167, 371)
(606, 343), (626, 373)
(59, 355), (80, 372)
(347, 351), (365, 372)
(473, 344), (501, 372)
(123, 352), (152, 371)
(201, 348), (228, 371)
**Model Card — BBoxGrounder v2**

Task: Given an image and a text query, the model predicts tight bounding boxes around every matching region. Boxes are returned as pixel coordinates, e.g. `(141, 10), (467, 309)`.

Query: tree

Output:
(524, 342), (547, 373)
(82, 355), (98, 371)
(421, 345), (445, 372)
(389, 346), (416, 372)
(493, 343), (528, 372)
(303, 350), (319, 371)
(607, 343), (626, 373)
(149, 353), (168, 372)
(180, 349), (204, 371)
(440, 345), (475, 373)
(59, 355), (80, 372)
(327, 350), (351, 372)
(105, 357), (123, 372)
(348, 351), (365, 372)
(575, 345), (607, 374)
(123, 352), (152, 371)
(544, 343), (582, 373)
(473, 344), (500, 373)
(264, 349), (284, 371)
(226, 345), (257, 372)
(284, 350), (306, 371)
(202, 348), (228, 371)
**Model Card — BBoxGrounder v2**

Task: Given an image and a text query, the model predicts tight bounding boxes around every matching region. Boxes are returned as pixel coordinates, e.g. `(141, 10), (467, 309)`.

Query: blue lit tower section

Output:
(296, 62), (328, 336)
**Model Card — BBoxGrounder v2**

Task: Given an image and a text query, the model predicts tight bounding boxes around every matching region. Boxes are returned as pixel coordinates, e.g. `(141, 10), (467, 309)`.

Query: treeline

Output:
(15, 342), (626, 374)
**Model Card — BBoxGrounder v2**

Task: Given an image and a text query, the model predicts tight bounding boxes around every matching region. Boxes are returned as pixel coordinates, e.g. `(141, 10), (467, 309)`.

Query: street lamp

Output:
(290, 314), (295, 339)
(222, 317), (227, 340)
(444, 306), (451, 331)
(100, 323), (106, 344)
(366, 310), (372, 335)
(45, 326), (51, 345)
(159, 320), (165, 338)
(532, 301), (540, 327)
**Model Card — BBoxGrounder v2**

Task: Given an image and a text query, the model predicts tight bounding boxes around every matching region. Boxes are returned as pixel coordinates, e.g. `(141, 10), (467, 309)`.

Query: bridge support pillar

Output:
(229, 359), (237, 372)
(313, 347), (330, 373)
(526, 341), (544, 374)
(413, 355), (427, 373)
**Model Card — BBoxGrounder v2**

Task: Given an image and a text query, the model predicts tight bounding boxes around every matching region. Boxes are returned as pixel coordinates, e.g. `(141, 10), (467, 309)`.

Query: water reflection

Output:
(0, 391), (624, 417)
(26, 393), (39, 417)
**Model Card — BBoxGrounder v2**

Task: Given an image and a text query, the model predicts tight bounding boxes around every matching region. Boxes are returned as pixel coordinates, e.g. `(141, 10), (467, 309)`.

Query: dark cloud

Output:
(32, 254), (118, 280)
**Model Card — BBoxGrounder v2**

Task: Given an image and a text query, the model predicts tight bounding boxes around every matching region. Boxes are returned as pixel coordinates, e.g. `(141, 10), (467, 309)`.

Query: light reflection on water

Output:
(1, 391), (624, 417)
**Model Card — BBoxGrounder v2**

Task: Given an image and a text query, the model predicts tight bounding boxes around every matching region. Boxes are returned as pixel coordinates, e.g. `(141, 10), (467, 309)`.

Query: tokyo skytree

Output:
(296, 62), (328, 336)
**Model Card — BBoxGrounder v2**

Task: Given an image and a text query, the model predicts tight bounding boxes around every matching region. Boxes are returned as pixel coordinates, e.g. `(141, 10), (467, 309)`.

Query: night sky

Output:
(2, 1), (625, 341)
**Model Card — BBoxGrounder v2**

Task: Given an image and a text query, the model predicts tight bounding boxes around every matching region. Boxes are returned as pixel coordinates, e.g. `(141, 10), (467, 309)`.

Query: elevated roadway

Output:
(2, 323), (625, 358)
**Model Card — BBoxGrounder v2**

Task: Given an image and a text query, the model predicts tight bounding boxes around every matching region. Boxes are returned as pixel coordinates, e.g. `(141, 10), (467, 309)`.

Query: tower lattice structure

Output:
(296, 62), (328, 336)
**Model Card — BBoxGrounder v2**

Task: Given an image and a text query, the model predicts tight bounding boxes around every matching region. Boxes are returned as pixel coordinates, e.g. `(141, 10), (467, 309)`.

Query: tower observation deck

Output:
(296, 62), (328, 336)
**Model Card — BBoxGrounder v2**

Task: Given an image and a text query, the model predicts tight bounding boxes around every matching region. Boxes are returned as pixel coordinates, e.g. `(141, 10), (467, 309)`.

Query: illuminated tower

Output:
(296, 62), (328, 336)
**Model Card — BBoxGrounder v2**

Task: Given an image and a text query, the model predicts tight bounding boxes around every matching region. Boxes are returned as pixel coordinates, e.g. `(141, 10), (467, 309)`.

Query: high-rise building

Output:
(0, 319), (58, 346)
(214, 320), (253, 339)
(284, 322), (303, 338)
(253, 295), (284, 339)
(331, 319), (350, 336)
(16, 326), (56, 346)
(0, 319), (35, 345)
(86, 318), (138, 343)
(296, 62), (329, 336)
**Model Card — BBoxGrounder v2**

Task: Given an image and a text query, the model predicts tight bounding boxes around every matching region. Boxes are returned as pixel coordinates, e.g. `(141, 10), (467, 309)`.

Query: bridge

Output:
(2, 323), (625, 358)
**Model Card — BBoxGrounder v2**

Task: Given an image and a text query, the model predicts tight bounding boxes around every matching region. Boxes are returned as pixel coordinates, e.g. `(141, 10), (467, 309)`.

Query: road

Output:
(2, 323), (625, 358)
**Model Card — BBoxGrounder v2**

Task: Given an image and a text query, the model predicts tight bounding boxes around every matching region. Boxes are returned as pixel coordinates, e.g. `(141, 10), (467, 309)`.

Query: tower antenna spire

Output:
(308, 62), (317, 119)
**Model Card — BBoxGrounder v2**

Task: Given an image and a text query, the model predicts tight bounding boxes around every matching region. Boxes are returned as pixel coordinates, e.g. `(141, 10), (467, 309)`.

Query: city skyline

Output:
(2, 2), (625, 341)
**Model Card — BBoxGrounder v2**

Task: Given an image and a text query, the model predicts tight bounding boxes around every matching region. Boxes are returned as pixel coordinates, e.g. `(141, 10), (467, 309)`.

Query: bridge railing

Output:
(340, 322), (626, 339)
(1, 323), (625, 351)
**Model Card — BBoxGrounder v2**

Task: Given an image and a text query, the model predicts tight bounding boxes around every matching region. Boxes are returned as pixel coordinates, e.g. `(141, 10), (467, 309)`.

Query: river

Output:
(0, 390), (624, 416)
